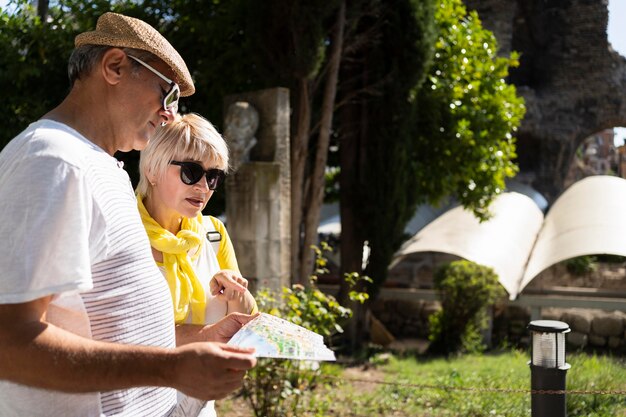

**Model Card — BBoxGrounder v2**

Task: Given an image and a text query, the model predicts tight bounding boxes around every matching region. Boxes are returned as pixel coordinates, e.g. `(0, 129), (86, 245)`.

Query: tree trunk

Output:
(337, 94), (367, 303)
(337, 20), (371, 304)
(340, 101), (371, 353)
(37, 0), (49, 20)
(290, 78), (312, 284)
(299, 1), (347, 281)
(337, 21), (372, 352)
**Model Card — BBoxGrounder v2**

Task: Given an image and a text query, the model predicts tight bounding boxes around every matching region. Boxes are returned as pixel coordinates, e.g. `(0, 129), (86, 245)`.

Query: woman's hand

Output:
(210, 270), (258, 318)
(209, 269), (247, 301)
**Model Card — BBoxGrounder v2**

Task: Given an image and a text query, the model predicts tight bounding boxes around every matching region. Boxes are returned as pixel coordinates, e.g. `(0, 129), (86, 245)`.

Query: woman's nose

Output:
(193, 174), (211, 191)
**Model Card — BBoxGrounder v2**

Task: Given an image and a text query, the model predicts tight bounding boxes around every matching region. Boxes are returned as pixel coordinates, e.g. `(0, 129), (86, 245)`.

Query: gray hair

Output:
(67, 45), (158, 86)
(137, 113), (230, 198)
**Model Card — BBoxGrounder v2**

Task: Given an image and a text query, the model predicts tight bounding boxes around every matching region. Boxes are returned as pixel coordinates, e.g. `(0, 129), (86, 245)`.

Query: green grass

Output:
(371, 351), (530, 416)
(566, 354), (626, 417)
(217, 350), (626, 416)
(357, 351), (626, 417)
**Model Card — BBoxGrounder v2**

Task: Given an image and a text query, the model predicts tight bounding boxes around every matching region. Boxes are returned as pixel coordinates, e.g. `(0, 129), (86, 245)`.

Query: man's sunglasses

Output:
(127, 55), (180, 111)
(170, 161), (226, 190)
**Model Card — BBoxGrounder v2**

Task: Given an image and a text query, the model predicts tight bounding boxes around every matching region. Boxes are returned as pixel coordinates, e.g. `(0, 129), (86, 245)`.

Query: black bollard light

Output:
(528, 320), (571, 417)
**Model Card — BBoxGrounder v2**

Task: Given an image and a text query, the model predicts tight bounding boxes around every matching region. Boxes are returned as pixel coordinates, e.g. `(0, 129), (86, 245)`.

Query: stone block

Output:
(561, 310), (592, 333)
(509, 319), (527, 335)
(379, 312), (391, 323)
(370, 300), (385, 315)
(542, 308), (562, 321)
(588, 334), (606, 347)
(225, 88), (291, 295)
(504, 306), (529, 320)
(224, 88), (290, 164)
(608, 336), (622, 350)
(421, 302), (441, 320)
(386, 321), (401, 335)
(403, 324), (421, 337)
(395, 299), (423, 317)
(567, 331), (588, 348)
(591, 313), (624, 337)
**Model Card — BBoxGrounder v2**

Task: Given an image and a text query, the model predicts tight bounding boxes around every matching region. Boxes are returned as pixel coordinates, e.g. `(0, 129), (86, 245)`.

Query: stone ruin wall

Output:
(380, 256), (626, 351)
(372, 296), (626, 352)
(464, 0), (626, 202)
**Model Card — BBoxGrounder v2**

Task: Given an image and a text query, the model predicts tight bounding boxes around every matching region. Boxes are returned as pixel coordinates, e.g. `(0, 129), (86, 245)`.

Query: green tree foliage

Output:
(1, 0), (75, 145)
(428, 260), (505, 355)
(413, 0), (524, 218)
(333, 0), (436, 351)
(0, 1), (156, 147)
(112, 0), (270, 202)
(0, 1), (347, 279)
(237, 0), (344, 282)
(138, 0), (343, 277)
(0, 0), (271, 199)
(340, 0), (525, 304)
(340, 0), (437, 292)
(2, 0), (524, 304)
(128, 0), (266, 124)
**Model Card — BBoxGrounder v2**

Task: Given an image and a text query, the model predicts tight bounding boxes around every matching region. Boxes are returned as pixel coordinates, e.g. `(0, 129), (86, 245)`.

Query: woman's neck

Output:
(143, 195), (182, 234)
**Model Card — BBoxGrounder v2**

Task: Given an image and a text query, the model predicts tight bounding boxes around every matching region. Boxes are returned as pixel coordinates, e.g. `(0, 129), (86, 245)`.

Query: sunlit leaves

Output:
(413, 0), (525, 221)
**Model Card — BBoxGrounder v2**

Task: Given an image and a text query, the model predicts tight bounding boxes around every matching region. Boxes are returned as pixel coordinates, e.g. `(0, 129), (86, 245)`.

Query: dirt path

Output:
(214, 363), (388, 416)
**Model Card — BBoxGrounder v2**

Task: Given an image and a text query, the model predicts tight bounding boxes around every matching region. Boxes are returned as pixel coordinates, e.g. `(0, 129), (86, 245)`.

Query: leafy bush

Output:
(243, 244), (369, 417)
(565, 255), (598, 276)
(594, 254), (626, 264)
(428, 260), (505, 355)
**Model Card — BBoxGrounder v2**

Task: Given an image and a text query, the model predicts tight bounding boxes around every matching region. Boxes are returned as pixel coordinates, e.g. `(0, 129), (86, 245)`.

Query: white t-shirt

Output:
(0, 120), (177, 416)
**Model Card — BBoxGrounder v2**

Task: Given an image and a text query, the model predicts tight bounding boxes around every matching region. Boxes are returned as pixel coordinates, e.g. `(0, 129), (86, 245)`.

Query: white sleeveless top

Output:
(157, 220), (229, 417)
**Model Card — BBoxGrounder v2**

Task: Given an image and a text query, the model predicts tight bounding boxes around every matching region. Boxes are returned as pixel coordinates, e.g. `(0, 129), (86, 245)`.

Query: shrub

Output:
(595, 254), (626, 263)
(565, 255), (598, 275)
(428, 260), (505, 355)
(242, 243), (369, 417)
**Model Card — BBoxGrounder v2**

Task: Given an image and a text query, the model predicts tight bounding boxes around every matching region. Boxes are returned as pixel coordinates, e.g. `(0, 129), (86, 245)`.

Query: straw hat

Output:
(75, 12), (195, 97)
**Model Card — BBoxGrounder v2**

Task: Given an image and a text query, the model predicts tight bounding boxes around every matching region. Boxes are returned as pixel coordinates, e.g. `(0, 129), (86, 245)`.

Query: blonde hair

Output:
(137, 113), (229, 197)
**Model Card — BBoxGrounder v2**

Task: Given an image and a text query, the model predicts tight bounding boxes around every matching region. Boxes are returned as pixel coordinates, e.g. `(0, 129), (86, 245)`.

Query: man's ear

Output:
(100, 48), (127, 86)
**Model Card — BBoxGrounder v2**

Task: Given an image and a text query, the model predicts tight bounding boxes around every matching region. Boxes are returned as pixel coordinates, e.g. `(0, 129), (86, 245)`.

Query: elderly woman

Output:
(136, 113), (257, 416)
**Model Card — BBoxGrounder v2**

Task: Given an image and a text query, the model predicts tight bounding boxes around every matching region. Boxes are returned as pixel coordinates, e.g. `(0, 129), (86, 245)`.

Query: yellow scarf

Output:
(137, 195), (206, 324)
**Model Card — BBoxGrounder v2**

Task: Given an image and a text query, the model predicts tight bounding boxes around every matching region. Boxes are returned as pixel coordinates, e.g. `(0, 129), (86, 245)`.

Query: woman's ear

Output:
(100, 48), (127, 86)
(145, 168), (158, 187)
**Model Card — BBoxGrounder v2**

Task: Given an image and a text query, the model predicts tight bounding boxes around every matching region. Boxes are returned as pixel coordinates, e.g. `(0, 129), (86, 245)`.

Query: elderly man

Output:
(0, 12), (255, 416)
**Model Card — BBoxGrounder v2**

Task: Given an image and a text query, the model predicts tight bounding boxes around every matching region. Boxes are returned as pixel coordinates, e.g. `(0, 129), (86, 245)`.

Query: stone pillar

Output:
(224, 88), (291, 293)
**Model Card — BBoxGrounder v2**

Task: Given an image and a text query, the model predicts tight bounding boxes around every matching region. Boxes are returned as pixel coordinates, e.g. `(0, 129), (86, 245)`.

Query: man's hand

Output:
(0, 297), (256, 397)
(172, 342), (256, 400)
(201, 312), (259, 343)
(175, 312), (259, 345)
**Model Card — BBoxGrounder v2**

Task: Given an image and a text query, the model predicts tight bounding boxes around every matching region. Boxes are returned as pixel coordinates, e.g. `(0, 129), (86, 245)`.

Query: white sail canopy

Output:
(392, 176), (626, 299)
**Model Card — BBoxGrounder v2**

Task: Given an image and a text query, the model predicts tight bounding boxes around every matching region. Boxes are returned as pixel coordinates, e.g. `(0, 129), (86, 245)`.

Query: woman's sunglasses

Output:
(170, 161), (226, 190)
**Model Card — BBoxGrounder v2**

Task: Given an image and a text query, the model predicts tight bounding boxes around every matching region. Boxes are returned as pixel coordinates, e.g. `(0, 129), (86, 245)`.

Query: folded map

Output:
(227, 313), (336, 361)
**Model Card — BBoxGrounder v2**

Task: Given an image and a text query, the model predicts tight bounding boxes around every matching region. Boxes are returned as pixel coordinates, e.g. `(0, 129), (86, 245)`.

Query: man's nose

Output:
(159, 103), (178, 126)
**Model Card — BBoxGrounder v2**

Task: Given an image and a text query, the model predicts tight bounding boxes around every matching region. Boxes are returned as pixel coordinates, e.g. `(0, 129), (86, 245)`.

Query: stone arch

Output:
(564, 128), (620, 188)
(464, 0), (626, 202)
